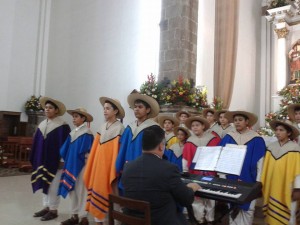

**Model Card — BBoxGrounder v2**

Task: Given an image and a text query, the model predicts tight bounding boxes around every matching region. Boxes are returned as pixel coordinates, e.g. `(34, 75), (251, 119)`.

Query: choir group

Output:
(29, 92), (300, 225)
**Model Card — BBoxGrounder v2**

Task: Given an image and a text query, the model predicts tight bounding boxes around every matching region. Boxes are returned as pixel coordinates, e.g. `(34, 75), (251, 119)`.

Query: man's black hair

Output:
(142, 126), (165, 151)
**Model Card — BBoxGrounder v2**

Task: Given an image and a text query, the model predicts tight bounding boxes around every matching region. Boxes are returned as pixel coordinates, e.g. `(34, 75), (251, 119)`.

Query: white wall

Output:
(45, 0), (161, 131)
(0, 0), (40, 121)
(196, 1), (215, 103)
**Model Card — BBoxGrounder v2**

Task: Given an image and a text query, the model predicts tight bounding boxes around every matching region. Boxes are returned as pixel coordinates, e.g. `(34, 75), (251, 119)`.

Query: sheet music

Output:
(192, 145), (247, 176)
(215, 145), (247, 176)
(194, 146), (222, 171)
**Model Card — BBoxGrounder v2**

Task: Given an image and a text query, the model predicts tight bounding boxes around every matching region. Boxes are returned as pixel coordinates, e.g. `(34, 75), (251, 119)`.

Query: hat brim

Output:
(185, 116), (210, 131)
(175, 110), (191, 120)
(269, 120), (300, 140)
(99, 97), (125, 119)
(40, 97), (66, 116)
(67, 109), (93, 122)
(225, 111), (257, 127)
(157, 116), (179, 127)
(173, 126), (191, 138)
(127, 93), (160, 118)
(287, 104), (300, 121)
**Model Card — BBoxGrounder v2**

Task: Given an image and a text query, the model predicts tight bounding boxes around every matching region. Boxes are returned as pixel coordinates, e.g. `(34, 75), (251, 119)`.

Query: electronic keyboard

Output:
(181, 174), (262, 204)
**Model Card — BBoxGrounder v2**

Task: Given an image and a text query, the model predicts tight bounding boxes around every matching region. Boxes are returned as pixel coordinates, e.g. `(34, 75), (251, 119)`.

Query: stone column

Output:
(158, 0), (198, 81)
(272, 22), (289, 112)
(274, 24), (289, 91)
(265, 5), (291, 112)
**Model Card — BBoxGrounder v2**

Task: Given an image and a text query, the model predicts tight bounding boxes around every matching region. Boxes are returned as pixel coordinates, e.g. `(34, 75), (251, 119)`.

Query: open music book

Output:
(190, 145), (247, 176)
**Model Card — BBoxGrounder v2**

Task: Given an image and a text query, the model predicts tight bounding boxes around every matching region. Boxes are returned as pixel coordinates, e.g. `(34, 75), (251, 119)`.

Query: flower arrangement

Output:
(160, 76), (208, 108)
(140, 75), (208, 109)
(140, 73), (164, 104)
(257, 81), (300, 136)
(25, 95), (43, 112)
(257, 126), (275, 136)
(210, 96), (224, 111)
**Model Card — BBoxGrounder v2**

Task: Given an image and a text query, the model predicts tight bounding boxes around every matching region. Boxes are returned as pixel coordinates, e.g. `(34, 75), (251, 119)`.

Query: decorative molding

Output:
(274, 27), (289, 38)
(265, 2), (300, 25)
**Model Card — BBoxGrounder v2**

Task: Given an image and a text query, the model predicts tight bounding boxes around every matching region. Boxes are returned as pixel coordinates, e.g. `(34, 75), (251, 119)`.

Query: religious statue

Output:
(288, 40), (300, 84)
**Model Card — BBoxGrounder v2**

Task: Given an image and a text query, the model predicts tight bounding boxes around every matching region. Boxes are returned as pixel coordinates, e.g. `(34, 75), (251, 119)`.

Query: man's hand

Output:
(187, 183), (201, 192)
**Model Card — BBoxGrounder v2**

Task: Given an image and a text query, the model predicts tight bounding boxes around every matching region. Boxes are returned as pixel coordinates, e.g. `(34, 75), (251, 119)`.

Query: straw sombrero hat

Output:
(215, 110), (233, 122)
(269, 120), (300, 140)
(127, 93), (160, 118)
(185, 116), (210, 131)
(202, 108), (216, 117)
(173, 126), (191, 138)
(175, 110), (191, 120)
(225, 110), (258, 127)
(67, 107), (93, 122)
(39, 97), (66, 116)
(157, 116), (179, 127)
(99, 97), (125, 119)
(287, 103), (300, 121)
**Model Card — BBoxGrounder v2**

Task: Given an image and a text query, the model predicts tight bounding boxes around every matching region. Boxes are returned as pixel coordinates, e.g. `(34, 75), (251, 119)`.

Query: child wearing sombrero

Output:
(182, 116), (221, 223)
(261, 120), (300, 225)
(202, 108), (221, 138)
(215, 110), (234, 138)
(84, 97), (125, 225)
(220, 110), (266, 225)
(30, 97), (71, 221)
(176, 110), (190, 126)
(58, 108), (94, 225)
(286, 103), (300, 144)
(164, 126), (191, 172)
(157, 115), (179, 149)
(116, 92), (160, 193)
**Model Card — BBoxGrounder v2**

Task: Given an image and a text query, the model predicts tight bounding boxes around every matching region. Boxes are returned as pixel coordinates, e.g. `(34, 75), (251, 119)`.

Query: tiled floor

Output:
(0, 174), (265, 225)
(0, 175), (93, 225)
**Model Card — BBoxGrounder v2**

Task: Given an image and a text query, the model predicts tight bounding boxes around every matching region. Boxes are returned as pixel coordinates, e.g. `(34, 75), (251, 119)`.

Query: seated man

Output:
(121, 126), (201, 225)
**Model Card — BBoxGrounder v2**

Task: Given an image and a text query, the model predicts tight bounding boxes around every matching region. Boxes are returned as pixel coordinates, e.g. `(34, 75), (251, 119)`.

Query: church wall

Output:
(0, 0), (40, 121)
(1, 0), (266, 130)
(196, 0), (263, 126)
(41, 0), (161, 131)
(196, 1), (215, 102)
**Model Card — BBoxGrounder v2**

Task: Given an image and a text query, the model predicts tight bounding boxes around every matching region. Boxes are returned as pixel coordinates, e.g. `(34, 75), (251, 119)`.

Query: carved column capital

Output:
(274, 27), (289, 39)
